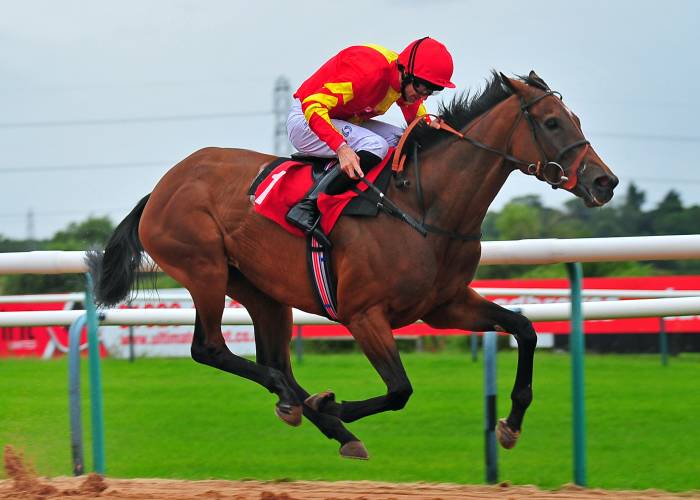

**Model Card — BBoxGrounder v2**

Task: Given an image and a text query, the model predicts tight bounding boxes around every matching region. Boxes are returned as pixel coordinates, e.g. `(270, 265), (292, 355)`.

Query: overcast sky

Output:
(1, 0), (699, 239)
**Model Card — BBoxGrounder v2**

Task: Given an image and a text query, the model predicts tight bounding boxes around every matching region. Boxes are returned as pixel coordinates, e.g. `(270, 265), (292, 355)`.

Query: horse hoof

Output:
(275, 403), (302, 427)
(304, 390), (335, 412)
(339, 440), (369, 460)
(496, 418), (520, 449)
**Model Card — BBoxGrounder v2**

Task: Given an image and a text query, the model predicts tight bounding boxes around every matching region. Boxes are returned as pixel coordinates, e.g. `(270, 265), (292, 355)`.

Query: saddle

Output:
(289, 153), (335, 183)
(248, 149), (395, 235)
(248, 149), (395, 320)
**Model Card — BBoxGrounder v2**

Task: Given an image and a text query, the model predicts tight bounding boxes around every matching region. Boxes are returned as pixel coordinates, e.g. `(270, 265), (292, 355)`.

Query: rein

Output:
(353, 176), (481, 242)
(350, 127), (481, 243)
(374, 89), (590, 242)
(386, 115), (482, 242)
(392, 90), (590, 190)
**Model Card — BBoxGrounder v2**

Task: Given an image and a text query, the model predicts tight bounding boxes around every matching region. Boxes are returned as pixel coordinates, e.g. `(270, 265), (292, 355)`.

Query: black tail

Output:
(86, 194), (151, 307)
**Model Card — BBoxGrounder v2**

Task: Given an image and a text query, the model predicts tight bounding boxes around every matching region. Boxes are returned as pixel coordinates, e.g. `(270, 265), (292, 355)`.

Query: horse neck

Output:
(417, 97), (522, 238)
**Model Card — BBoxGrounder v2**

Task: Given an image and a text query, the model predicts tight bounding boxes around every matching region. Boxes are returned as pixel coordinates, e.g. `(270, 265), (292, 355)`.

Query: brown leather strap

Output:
(435, 120), (465, 139)
(391, 114), (465, 173)
(392, 114), (429, 173)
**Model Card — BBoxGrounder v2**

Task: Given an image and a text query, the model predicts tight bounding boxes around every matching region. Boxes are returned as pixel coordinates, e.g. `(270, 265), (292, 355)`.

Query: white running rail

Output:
(1, 235), (700, 274)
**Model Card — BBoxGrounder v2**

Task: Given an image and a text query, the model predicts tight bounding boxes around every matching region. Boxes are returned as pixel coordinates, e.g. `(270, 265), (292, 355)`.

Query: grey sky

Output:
(1, 0), (699, 239)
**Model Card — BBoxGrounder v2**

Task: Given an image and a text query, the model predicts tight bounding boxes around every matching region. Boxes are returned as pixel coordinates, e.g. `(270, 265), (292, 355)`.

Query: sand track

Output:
(2, 446), (698, 499)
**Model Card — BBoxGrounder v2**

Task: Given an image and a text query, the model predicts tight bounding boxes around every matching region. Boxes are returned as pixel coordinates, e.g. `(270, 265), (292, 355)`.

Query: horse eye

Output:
(544, 118), (559, 130)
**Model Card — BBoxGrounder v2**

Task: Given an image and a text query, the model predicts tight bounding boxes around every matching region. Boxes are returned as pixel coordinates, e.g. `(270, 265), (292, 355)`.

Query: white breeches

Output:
(287, 99), (403, 158)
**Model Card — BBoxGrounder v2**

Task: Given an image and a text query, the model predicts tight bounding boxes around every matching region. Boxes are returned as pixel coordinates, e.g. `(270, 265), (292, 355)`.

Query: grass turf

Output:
(1, 351), (698, 491)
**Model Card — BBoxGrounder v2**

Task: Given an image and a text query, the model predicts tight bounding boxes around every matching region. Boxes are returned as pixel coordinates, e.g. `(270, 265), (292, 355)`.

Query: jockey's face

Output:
(403, 82), (426, 104)
(412, 79), (438, 97)
(400, 71), (442, 103)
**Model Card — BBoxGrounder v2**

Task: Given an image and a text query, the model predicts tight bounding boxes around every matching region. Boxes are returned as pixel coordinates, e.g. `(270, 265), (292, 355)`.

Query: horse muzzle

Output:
(575, 161), (619, 207)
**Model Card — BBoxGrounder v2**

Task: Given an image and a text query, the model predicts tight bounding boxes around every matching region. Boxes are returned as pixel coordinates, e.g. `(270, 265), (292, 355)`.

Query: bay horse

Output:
(88, 71), (618, 459)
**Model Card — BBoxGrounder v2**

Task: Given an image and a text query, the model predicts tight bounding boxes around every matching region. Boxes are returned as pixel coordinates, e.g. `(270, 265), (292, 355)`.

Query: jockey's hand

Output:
(428, 117), (444, 130)
(337, 143), (363, 179)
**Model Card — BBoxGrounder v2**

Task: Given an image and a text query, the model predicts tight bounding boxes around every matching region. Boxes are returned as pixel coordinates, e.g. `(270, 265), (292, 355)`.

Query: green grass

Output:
(1, 351), (698, 491)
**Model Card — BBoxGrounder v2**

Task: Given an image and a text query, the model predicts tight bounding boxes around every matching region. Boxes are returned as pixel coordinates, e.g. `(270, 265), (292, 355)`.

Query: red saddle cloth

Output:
(253, 148), (393, 237)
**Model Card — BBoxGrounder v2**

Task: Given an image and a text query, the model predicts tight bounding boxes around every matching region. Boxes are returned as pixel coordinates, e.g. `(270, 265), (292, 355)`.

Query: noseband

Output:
(392, 90), (590, 190)
(519, 91), (590, 190)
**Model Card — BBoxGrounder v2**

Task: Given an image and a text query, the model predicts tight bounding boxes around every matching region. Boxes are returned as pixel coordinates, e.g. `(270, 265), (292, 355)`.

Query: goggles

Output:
(412, 77), (444, 97)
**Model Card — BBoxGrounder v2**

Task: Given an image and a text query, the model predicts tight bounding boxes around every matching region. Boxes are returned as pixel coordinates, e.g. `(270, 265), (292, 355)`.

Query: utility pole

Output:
(26, 208), (37, 249)
(273, 76), (292, 156)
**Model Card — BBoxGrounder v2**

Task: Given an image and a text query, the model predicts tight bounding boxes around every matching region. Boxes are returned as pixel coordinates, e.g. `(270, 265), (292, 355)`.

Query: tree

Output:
(646, 190), (685, 234)
(617, 182), (651, 235)
(476, 182), (700, 279)
(494, 202), (543, 240)
(624, 182), (646, 212)
(0, 237), (39, 253)
(48, 217), (114, 251)
(655, 190), (683, 214)
(3, 217), (115, 294)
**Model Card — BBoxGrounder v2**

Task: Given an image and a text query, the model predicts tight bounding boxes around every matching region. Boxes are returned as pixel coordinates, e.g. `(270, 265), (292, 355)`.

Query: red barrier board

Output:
(2, 275), (698, 357)
(476, 275), (700, 335)
(0, 302), (73, 358)
(300, 275), (700, 338)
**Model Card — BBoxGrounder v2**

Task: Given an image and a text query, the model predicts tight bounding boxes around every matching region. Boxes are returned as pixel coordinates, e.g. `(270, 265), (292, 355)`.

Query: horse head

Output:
(500, 71), (618, 207)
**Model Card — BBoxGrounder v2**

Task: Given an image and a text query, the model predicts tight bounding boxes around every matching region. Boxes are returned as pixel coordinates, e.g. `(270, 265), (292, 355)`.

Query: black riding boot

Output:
(286, 166), (344, 247)
(286, 151), (383, 247)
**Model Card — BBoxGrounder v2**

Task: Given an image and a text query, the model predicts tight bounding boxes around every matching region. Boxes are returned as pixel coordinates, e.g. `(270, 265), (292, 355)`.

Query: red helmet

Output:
(398, 37), (456, 89)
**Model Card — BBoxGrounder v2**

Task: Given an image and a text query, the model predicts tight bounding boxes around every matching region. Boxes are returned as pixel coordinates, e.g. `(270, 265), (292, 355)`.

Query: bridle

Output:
(518, 91), (590, 190)
(378, 87), (592, 242)
(392, 89), (590, 191)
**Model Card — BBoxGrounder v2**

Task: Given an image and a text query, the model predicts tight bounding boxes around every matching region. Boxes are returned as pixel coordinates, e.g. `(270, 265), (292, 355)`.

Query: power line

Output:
(0, 160), (169, 174)
(591, 131), (700, 143)
(0, 208), (128, 219)
(3, 160), (700, 185)
(0, 110), (272, 129)
(0, 108), (698, 144)
(634, 177), (700, 185)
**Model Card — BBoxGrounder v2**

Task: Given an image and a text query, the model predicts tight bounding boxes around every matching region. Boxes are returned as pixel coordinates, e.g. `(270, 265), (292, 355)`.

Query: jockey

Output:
(286, 36), (456, 244)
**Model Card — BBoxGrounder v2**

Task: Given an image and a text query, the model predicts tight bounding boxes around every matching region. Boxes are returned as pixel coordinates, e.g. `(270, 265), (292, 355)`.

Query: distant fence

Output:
(3, 285), (700, 304)
(2, 234), (700, 485)
(2, 234), (700, 274)
(2, 295), (700, 326)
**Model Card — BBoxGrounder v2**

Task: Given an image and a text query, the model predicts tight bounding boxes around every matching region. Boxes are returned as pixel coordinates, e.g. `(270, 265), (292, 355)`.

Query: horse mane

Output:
(404, 70), (546, 158)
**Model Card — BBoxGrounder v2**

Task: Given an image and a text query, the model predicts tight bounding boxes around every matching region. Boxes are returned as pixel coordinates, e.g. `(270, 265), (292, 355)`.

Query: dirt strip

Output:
(3, 445), (698, 500)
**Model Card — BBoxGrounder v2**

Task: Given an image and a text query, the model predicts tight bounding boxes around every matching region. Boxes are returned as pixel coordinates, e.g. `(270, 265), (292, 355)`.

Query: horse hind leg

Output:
(143, 219), (302, 422)
(226, 268), (368, 459)
(189, 273), (302, 424)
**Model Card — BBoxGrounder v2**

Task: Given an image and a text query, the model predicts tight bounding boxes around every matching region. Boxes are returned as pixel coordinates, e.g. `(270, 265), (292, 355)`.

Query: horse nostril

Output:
(610, 174), (619, 189)
(595, 174), (618, 190)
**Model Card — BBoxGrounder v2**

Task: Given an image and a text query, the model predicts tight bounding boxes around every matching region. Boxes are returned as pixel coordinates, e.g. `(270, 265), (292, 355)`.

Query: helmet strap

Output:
(406, 36), (429, 76)
(398, 66), (413, 100)
(400, 37), (429, 99)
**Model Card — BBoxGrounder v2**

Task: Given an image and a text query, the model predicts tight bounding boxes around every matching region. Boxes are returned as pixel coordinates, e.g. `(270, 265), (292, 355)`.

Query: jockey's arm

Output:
(336, 143), (362, 179)
(299, 87), (363, 179)
(399, 99), (443, 129)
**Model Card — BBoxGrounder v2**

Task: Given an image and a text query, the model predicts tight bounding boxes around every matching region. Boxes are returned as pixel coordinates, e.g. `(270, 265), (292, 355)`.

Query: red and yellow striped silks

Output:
(295, 44), (427, 152)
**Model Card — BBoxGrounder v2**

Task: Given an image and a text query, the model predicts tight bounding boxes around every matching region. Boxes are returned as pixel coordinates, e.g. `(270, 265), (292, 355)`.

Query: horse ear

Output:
(499, 72), (518, 93)
(528, 70), (550, 90)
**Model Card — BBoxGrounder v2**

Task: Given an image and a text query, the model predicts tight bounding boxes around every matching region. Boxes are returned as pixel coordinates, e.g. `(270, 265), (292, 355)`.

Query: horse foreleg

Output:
(308, 306), (413, 424)
(226, 270), (367, 459)
(423, 287), (537, 449)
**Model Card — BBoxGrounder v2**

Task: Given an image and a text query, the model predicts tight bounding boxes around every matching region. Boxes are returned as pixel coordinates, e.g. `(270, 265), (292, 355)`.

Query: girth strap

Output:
(307, 235), (338, 321)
